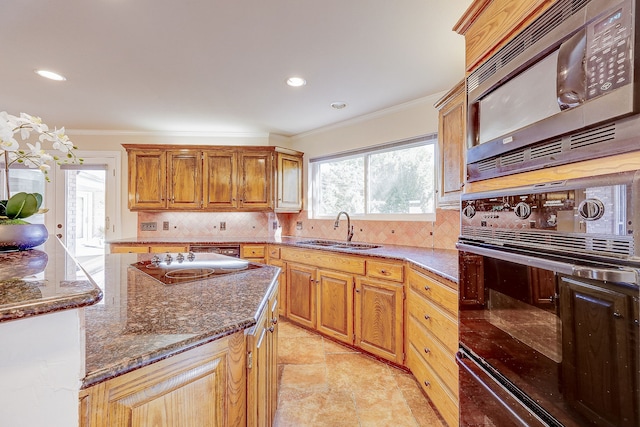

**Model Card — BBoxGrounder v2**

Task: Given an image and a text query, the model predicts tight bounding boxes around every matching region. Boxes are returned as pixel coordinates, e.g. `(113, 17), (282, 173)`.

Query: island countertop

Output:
(0, 239), (102, 322)
(81, 251), (280, 388)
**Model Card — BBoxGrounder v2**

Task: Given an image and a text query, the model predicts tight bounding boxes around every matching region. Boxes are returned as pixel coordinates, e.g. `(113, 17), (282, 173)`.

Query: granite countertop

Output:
(110, 236), (460, 284)
(81, 252), (280, 388)
(0, 239), (103, 322)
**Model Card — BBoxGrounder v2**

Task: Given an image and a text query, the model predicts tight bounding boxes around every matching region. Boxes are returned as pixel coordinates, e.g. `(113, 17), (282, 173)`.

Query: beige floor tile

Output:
(323, 337), (359, 355)
(274, 389), (358, 427)
(280, 363), (327, 392)
(279, 335), (326, 364)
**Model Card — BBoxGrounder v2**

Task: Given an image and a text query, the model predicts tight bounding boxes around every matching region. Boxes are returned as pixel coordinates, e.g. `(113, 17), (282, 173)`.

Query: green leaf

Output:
(5, 192), (40, 219)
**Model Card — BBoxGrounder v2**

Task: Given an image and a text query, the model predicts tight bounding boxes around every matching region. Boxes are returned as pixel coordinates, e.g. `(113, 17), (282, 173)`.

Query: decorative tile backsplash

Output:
(138, 209), (460, 250)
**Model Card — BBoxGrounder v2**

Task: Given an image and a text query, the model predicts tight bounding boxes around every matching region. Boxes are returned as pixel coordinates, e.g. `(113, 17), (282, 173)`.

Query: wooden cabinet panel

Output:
(203, 150), (237, 209)
(79, 333), (246, 427)
(354, 277), (404, 364)
(407, 341), (459, 427)
(247, 284), (278, 427)
(275, 152), (303, 212)
(267, 245), (280, 260)
(149, 245), (189, 254)
(456, 0), (557, 72)
(239, 151), (272, 210)
(242, 244), (265, 259)
(367, 259), (404, 283)
(316, 269), (354, 345)
(407, 291), (458, 355)
(407, 308), (458, 397)
(128, 150), (166, 210)
(280, 247), (366, 276)
(407, 267), (458, 317)
(286, 263), (316, 328)
(268, 258), (287, 317)
(435, 81), (465, 208)
(110, 245), (150, 254)
(167, 150), (202, 209)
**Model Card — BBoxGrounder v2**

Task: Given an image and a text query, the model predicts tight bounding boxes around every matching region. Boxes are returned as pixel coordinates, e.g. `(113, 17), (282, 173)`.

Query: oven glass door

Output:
(459, 253), (639, 427)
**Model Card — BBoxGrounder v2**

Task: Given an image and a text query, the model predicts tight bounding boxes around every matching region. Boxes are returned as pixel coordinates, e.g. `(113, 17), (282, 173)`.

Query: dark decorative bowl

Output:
(0, 224), (49, 251)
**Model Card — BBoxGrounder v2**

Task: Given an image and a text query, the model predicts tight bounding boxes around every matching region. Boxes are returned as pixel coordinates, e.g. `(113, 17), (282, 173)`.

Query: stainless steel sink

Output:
(296, 240), (381, 250)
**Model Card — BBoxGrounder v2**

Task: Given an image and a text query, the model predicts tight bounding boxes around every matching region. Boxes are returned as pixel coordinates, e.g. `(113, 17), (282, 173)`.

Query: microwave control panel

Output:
(585, 0), (634, 99)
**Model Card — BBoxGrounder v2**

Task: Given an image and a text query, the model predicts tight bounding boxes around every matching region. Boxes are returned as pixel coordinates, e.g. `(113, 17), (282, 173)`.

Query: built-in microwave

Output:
(466, 0), (640, 182)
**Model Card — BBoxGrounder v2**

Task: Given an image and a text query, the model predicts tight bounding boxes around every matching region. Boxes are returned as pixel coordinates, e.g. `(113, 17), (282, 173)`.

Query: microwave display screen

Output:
(595, 9), (623, 33)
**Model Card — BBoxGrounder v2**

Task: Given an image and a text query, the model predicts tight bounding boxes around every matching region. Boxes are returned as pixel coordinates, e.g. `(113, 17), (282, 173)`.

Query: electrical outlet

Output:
(273, 221), (278, 230)
(140, 222), (157, 231)
(163, 221), (169, 230)
(296, 221), (303, 230)
(220, 221), (226, 231)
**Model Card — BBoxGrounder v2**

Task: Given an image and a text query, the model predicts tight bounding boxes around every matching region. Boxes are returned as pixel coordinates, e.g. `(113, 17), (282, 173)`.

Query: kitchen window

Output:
(309, 135), (436, 221)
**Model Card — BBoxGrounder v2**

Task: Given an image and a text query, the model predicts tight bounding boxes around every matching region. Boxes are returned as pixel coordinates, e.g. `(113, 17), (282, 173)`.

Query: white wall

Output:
(0, 309), (83, 427)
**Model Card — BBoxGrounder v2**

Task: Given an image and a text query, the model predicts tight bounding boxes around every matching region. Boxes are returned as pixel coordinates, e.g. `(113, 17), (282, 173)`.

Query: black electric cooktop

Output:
(130, 252), (263, 285)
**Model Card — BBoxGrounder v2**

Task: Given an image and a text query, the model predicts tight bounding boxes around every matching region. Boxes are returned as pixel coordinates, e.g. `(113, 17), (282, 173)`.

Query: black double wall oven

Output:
(457, 171), (640, 426)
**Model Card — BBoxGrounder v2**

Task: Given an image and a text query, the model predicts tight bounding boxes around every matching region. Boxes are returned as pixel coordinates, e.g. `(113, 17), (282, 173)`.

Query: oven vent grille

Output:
(569, 124), (616, 149)
(467, 0), (590, 92)
(530, 139), (563, 159)
(467, 123), (621, 181)
(461, 226), (634, 257)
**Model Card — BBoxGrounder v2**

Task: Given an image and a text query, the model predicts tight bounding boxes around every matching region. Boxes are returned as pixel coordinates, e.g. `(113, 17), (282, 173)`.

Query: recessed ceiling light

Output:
(331, 102), (347, 110)
(35, 69), (67, 81)
(286, 77), (306, 87)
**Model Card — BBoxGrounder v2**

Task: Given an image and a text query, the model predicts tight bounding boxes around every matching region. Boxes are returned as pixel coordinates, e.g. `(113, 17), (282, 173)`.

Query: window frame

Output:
(309, 134), (437, 222)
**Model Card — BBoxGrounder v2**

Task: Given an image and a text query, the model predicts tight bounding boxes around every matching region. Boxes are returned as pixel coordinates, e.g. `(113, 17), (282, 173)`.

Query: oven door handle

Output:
(572, 265), (638, 284)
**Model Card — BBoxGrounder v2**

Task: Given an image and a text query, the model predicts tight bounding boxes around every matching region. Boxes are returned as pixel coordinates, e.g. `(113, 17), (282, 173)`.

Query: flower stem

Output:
(3, 151), (9, 198)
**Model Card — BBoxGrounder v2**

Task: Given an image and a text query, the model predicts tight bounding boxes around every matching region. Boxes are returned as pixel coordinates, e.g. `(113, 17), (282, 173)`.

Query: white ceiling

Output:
(2, 0), (471, 137)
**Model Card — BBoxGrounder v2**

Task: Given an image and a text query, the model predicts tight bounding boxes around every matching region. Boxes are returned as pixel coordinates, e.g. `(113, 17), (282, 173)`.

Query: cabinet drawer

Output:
(149, 245), (189, 253)
(110, 245), (149, 254)
(367, 259), (404, 283)
(408, 268), (458, 317)
(408, 341), (459, 427)
(267, 246), (281, 259)
(407, 289), (458, 354)
(407, 314), (458, 397)
(242, 245), (265, 258)
(281, 247), (366, 275)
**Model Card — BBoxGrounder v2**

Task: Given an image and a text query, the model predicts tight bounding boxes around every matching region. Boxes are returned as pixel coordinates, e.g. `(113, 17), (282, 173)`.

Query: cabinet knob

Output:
(271, 317), (278, 325)
(379, 269), (390, 275)
(424, 347), (430, 354)
(424, 381), (431, 387)
(613, 312), (623, 319)
(268, 326), (275, 333)
(424, 314), (430, 321)
(424, 285), (431, 291)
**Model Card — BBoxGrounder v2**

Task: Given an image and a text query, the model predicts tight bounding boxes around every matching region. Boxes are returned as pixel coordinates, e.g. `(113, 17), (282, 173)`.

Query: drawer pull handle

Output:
(424, 381), (431, 387)
(424, 347), (430, 354)
(424, 285), (431, 291)
(379, 269), (390, 275)
(424, 314), (431, 321)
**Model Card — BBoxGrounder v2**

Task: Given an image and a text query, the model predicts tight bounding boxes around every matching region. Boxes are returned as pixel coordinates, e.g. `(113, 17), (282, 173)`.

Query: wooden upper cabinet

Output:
(124, 144), (303, 212)
(435, 80), (465, 208)
(455, 0), (557, 72)
(167, 150), (202, 209)
(239, 150), (272, 210)
(127, 149), (166, 210)
(275, 152), (303, 212)
(203, 149), (238, 209)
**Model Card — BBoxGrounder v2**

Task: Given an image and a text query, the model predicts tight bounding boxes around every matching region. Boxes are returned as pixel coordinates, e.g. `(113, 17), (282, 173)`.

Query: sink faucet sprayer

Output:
(334, 211), (354, 242)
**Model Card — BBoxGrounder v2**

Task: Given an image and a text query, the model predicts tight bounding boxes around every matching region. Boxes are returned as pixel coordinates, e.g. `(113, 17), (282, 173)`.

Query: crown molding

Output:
(65, 129), (270, 138)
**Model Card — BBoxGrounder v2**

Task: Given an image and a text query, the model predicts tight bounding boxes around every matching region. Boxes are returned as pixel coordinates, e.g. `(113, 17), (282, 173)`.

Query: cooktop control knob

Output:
(164, 253), (173, 264)
(578, 198), (605, 220)
(514, 202), (532, 219)
(462, 203), (476, 219)
(187, 252), (196, 262)
(176, 253), (185, 263)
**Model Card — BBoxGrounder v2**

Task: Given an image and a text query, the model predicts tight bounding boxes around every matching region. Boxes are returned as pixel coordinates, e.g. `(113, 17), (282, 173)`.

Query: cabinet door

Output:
(275, 152), (303, 212)
(128, 150), (166, 210)
(316, 269), (354, 345)
(435, 81), (465, 208)
(267, 289), (279, 425)
(238, 151), (272, 210)
(269, 258), (287, 317)
(559, 276), (638, 427)
(286, 263), (316, 328)
(203, 150), (238, 209)
(354, 277), (404, 364)
(167, 150), (202, 209)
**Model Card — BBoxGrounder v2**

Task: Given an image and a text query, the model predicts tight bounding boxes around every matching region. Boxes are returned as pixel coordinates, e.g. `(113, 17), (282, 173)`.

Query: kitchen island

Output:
(79, 251), (280, 426)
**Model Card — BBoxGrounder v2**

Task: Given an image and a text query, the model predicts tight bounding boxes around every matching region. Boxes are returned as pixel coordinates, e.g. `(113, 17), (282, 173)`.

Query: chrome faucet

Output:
(334, 211), (354, 242)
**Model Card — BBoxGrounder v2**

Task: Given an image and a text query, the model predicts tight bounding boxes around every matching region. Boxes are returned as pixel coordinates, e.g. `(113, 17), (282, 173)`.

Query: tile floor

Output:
(274, 320), (446, 427)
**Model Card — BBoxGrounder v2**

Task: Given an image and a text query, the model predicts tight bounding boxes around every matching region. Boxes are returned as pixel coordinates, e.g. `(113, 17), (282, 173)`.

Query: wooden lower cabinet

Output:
(79, 332), (246, 427)
(241, 244), (266, 264)
(286, 263), (317, 329)
(247, 283), (279, 427)
(109, 244), (189, 254)
(317, 269), (354, 345)
(406, 266), (459, 427)
(354, 277), (404, 364)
